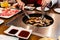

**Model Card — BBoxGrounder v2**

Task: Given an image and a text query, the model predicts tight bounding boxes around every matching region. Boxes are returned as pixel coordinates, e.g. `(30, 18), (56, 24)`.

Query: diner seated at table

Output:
(8, 0), (59, 10)
(12, 0), (51, 10)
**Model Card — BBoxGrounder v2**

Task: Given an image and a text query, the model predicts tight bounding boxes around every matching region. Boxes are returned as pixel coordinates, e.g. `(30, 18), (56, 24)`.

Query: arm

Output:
(41, 0), (51, 6)
(41, 0), (57, 8)
(7, 0), (16, 3)
(14, 0), (25, 10)
(16, 0), (21, 3)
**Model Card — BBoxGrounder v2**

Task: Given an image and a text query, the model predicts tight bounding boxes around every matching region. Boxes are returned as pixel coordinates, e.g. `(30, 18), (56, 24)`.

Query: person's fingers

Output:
(12, 3), (18, 8)
(19, 4), (23, 10)
(46, 0), (51, 3)
(18, 3), (22, 9)
(22, 4), (24, 10)
(22, 3), (25, 10)
(41, 0), (47, 6)
(41, 0), (51, 7)
(18, 2), (25, 10)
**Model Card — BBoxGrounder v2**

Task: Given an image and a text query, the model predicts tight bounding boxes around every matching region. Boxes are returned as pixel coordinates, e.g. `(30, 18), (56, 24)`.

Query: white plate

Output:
(0, 35), (18, 40)
(54, 8), (60, 13)
(24, 6), (35, 10)
(0, 19), (4, 24)
(4, 25), (32, 39)
(36, 7), (49, 11)
(0, 8), (4, 13)
(0, 8), (4, 10)
(0, 8), (21, 18)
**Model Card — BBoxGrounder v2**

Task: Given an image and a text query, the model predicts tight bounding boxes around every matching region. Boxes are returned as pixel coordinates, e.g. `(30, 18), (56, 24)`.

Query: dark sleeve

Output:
(37, 0), (42, 5)
(22, 0), (42, 6)
(22, 0), (35, 4)
(34, 0), (42, 7)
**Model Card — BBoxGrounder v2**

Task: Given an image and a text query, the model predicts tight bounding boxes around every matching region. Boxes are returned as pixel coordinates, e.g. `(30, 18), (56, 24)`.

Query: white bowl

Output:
(24, 6), (35, 10)
(36, 7), (49, 11)
(54, 8), (60, 13)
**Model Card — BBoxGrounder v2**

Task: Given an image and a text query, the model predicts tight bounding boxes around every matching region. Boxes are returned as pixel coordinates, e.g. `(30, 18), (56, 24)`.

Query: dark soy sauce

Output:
(9, 29), (18, 34)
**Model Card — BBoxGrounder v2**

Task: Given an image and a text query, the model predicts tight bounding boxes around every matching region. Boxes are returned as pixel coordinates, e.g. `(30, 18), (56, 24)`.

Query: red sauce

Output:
(9, 29), (18, 34)
(18, 30), (30, 38)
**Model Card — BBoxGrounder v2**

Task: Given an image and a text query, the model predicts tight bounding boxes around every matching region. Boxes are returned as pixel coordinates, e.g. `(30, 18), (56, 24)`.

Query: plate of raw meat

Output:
(0, 8), (21, 18)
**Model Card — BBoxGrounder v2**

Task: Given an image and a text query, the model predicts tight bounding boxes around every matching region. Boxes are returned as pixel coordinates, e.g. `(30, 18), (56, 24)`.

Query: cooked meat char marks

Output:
(26, 17), (52, 27)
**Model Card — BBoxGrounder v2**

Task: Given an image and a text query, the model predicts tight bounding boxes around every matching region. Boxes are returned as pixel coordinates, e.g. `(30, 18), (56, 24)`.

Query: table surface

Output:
(0, 6), (60, 40)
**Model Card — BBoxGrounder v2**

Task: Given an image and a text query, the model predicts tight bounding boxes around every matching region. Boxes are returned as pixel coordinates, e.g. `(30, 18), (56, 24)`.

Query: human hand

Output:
(12, 1), (25, 10)
(41, 0), (51, 11)
(41, 0), (51, 7)
(18, 1), (25, 10)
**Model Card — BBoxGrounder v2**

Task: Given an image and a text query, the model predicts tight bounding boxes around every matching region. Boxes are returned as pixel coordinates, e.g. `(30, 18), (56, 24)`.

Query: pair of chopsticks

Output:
(22, 10), (30, 19)
(41, 6), (45, 20)
(41, 3), (49, 20)
(17, 5), (30, 19)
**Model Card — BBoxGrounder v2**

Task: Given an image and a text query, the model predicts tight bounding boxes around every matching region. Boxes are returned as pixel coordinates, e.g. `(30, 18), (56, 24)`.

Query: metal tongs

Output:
(41, 6), (46, 20)
(22, 10), (30, 19)
(41, 3), (49, 20)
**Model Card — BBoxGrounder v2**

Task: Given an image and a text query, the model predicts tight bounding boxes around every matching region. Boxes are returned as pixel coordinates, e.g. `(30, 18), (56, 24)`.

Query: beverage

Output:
(1, 1), (9, 8)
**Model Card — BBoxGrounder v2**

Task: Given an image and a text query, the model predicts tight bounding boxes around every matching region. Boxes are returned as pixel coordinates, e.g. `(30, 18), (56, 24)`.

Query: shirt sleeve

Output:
(51, 0), (57, 6)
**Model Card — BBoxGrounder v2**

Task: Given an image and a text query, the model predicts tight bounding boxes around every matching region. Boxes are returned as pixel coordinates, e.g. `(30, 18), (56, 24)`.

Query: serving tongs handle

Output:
(41, 6), (46, 20)
(22, 10), (30, 19)
(41, 3), (49, 20)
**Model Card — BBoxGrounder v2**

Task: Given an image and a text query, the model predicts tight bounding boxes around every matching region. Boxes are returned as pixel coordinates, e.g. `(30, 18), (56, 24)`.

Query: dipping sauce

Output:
(18, 30), (30, 38)
(9, 29), (18, 34)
